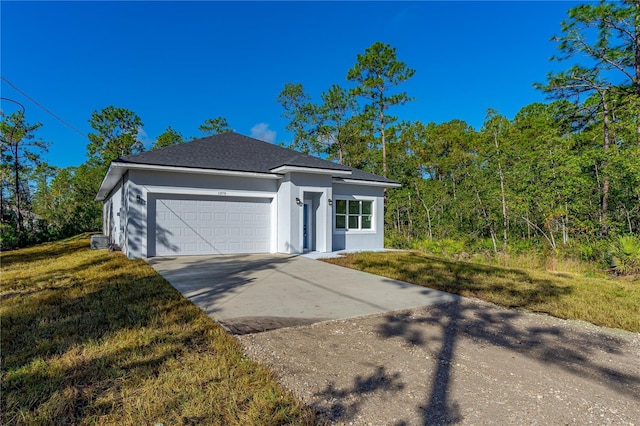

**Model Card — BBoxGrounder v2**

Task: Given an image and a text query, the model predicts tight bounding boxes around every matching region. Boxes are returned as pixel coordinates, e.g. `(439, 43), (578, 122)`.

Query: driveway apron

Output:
(147, 254), (458, 334)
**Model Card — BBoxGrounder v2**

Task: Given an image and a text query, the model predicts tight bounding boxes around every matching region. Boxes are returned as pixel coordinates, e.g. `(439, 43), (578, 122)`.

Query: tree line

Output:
(1, 1), (638, 272)
(0, 107), (232, 248)
(275, 1), (639, 268)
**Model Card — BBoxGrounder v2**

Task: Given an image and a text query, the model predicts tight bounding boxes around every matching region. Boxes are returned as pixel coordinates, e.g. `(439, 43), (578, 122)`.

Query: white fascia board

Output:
(332, 178), (402, 188)
(124, 162), (282, 179)
(95, 162), (282, 201)
(270, 165), (352, 176)
(95, 163), (126, 201)
(143, 185), (276, 199)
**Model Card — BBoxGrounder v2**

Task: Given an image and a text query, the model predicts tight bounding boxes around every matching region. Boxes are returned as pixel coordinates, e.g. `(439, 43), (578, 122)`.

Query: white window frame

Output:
(333, 197), (375, 233)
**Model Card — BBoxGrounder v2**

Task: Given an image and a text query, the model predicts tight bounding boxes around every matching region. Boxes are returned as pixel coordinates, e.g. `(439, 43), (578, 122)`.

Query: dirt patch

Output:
(238, 298), (640, 425)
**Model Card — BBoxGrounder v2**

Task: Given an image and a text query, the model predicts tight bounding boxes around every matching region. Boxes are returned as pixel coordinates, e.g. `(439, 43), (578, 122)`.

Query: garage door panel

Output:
(254, 241), (269, 251)
(154, 195), (271, 256)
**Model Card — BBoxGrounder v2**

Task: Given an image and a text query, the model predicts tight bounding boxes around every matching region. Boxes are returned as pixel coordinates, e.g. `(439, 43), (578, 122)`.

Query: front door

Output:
(303, 200), (313, 251)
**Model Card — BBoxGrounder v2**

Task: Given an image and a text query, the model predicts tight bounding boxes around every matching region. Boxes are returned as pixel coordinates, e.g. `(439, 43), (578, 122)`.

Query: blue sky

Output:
(1, 1), (576, 168)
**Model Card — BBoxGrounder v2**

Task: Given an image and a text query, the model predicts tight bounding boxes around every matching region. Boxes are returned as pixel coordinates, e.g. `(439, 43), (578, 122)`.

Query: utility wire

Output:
(1, 76), (87, 138)
(0, 97), (26, 144)
(0, 97), (25, 116)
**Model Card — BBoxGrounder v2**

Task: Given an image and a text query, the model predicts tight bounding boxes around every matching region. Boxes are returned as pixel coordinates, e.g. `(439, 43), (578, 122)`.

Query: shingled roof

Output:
(116, 132), (397, 184)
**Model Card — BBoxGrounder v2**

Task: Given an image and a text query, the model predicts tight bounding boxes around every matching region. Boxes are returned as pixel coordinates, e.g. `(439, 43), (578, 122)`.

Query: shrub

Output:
(0, 223), (19, 249)
(385, 231), (412, 249)
(610, 235), (640, 275)
(418, 238), (467, 258)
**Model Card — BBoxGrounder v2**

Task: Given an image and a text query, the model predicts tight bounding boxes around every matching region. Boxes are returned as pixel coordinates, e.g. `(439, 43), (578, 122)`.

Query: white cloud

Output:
(136, 127), (154, 146)
(250, 122), (276, 144)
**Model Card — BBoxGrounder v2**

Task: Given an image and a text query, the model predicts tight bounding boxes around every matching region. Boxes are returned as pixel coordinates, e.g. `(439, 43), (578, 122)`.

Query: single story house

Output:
(96, 132), (400, 258)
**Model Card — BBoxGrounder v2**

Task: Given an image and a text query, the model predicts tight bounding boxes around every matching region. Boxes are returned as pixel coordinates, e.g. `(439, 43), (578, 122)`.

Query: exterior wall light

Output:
(328, 199), (333, 206)
(296, 197), (302, 205)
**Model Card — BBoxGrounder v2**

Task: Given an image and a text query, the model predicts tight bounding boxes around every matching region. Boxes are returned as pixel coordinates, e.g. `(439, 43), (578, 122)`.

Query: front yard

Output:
(3, 236), (637, 424)
(324, 251), (640, 332)
(0, 235), (315, 425)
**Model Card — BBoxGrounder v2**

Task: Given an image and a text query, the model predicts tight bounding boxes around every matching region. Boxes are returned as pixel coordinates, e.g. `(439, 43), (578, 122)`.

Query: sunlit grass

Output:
(1, 234), (315, 425)
(324, 251), (640, 332)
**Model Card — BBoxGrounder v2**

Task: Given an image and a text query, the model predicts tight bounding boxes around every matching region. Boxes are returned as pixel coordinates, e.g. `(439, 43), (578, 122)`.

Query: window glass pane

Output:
(348, 215), (359, 229)
(348, 200), (360, 214)
(362, 200), (372, 215)
(362, 215), (372, 229)
(336, 215), (346, 229)
(336, 199), (346, 214)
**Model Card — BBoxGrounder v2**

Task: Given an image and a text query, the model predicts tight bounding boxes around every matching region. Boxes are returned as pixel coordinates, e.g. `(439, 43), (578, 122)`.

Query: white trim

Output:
(96, 163), (125, 201)
(333, 196), (376, 233)
(124, 162), (281, 178)
(270, 197), (278, 253)
(96, 162), (281, 201)
(297, 185), (332, 253)
(270, 165), (352, 176)
(142, 185), (276, 199)
(333, 178), (401, 188)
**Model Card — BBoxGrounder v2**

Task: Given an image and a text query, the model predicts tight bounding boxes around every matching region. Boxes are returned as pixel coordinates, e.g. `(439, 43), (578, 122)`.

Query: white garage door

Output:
(153, 195), (271, 256)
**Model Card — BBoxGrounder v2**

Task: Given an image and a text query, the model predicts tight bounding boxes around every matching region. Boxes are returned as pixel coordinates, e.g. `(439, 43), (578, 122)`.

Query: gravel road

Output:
(238, 298), (640, 425)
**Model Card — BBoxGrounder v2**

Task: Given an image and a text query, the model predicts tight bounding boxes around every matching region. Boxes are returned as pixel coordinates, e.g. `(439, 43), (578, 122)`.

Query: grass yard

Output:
(324, 251), (640, 332)
(0, 235), (315, 425)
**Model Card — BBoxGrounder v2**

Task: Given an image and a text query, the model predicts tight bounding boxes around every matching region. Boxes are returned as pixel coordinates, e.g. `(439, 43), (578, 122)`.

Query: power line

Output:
(0, 97), (26, 144)
(1, 76), (87, 138)
(0, 97), (25, 116)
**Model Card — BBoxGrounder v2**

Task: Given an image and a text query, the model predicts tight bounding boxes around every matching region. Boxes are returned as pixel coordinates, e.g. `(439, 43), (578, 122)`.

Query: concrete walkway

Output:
(147, 254), (458, 334)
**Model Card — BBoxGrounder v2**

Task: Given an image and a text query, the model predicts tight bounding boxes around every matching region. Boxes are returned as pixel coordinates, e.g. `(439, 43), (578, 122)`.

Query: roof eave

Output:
(95, 163), (126, 201)
(332, 178), (401, 188)
(269, 165), (352, 176)
(95, 162), (283, 201)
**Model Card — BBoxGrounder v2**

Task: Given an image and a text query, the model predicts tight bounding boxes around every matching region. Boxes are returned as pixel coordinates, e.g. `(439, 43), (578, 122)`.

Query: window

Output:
(335, 199), (373, 230)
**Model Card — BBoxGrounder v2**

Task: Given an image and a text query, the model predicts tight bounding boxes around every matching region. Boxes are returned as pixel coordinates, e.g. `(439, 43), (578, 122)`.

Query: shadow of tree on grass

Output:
(1, 242), (313, 424)
(0, 234), (90, 268)
(344, 251), (573, 309)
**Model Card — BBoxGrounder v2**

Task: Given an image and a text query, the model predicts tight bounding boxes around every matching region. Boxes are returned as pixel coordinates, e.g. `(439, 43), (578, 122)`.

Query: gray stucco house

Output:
(96, 132), (399, 258)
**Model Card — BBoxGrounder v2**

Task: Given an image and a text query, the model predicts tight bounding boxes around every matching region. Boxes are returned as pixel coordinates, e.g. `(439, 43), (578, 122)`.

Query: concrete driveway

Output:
(147, 254), (458, 334)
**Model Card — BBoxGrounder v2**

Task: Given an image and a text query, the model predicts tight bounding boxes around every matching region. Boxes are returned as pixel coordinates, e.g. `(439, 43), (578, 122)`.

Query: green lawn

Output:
(1, 235), (315, 425)
(324, 251), (640, 332)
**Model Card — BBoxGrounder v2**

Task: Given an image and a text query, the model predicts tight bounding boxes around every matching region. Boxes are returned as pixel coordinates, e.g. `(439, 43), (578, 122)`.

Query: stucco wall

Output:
(332, 183), (385, 251)
(124, 169), (278, 258)
(102, 179), (123, 246)
(109, 167), (387, 258)
(276, 177), (294, 253)
(281, 172), (333, 254)
(131, 170), (278, 193)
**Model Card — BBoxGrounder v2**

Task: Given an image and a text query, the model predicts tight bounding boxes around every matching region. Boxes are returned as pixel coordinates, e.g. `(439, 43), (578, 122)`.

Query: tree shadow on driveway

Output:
(312, 365), (405, 422)
(299, 296), (638, 425)
(376, 297), (640, 425)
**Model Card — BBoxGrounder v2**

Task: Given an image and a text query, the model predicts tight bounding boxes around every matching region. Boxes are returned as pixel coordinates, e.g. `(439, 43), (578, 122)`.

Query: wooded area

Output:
(1, 1), (638, 273)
